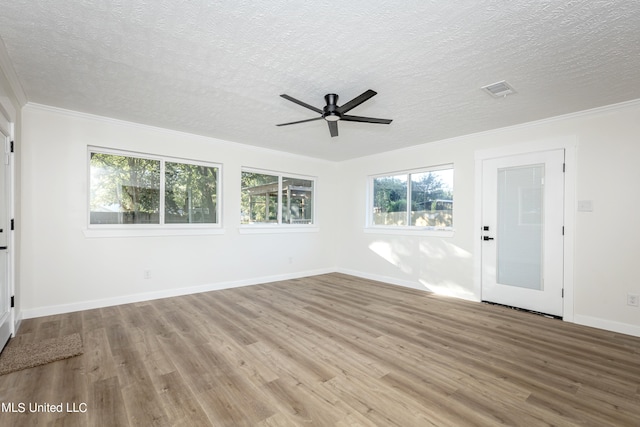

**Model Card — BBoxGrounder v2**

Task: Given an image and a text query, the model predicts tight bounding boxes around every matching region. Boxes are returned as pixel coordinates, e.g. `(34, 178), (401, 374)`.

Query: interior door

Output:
(0, 131), (10, 350)
(481, 149), (565, 317)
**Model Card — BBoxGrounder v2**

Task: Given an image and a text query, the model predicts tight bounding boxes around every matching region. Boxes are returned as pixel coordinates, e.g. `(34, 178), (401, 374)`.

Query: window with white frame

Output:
(369, 165), (453, 229)
(241, 169), (314, 225)
(89, 148), (221, 226)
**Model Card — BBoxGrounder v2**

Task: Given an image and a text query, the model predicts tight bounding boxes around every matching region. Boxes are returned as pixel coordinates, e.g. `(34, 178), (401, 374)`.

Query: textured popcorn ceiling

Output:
(1, 1), (639, 161)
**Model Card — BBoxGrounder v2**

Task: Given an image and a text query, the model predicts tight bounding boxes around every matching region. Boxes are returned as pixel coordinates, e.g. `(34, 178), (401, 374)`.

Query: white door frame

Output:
(0, 97), (16, 341)
(474, 136), (576, 322)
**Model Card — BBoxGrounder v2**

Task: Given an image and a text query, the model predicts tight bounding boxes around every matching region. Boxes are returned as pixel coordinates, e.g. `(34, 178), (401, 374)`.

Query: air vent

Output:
(481, 80), (516, 98)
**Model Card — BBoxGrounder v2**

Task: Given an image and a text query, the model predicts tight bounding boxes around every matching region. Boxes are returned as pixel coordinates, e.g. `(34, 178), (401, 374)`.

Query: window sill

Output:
(363, 227), (455, 237)
(83, 227), (225, 238)
(238, 225), (319, 234)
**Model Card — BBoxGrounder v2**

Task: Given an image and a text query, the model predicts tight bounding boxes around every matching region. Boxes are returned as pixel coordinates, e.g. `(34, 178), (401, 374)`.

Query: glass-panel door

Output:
(481, 149), (564, 317)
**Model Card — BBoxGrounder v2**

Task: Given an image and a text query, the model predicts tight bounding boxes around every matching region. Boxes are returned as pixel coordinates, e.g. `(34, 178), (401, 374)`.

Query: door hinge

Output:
(562, 163), (565, 172)
(10, 296), (14, 308)
(10, 141), (14, 153)
(561, 289), (564, 298)
(10, 219), (14, 231)
(562, 226), (564, 235)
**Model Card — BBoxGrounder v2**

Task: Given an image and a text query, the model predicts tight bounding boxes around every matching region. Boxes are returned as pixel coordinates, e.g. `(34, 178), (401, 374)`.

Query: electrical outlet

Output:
(144, 270), (152, 280)
(627, 293), (639, 307)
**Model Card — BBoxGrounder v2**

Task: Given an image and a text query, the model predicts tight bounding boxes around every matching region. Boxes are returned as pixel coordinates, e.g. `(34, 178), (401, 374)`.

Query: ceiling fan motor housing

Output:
(323, 94), (340, 121)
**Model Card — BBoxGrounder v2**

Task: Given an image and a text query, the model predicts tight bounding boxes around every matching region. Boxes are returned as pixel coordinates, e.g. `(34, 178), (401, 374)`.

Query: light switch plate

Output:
(577, 200), (593, 212)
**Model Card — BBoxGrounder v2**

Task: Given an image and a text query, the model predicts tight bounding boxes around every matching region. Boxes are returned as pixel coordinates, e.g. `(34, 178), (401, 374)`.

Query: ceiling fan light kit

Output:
(277, 89), (392, 137)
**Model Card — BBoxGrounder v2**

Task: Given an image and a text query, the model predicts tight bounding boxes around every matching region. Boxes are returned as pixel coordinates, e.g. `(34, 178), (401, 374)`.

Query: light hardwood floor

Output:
(1, 273), (639, 426)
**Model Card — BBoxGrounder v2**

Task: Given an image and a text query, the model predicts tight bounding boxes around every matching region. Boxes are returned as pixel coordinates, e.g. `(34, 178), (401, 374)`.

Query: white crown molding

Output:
(347, 97), (640, 163)
(23, 95), (640, 165)
(0, 38), (27, 107)
(23, 102), (336, 165)
(465, 97), (640, 139)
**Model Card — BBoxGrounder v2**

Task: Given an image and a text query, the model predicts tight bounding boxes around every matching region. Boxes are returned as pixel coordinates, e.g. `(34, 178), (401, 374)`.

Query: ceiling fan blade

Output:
(280, 94), (323, 114)
(328, 121), (338, 137)
(336, 89), (377, 114)
(341, 114), (393, 124)
(276, 117), (323, 126)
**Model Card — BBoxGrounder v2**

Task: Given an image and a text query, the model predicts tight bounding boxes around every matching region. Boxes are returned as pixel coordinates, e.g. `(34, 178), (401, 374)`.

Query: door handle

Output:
(482, 236), (494, 241)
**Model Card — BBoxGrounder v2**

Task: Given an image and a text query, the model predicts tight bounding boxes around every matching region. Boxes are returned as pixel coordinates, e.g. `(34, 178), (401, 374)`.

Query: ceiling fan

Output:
(276, 89), (392, 137)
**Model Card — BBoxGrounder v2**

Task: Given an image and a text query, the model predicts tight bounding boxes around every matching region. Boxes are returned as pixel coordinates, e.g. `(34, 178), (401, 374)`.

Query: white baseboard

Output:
(340, 268), (640, 338)
(336, 268), (428, 292)
(18, 268), (640, 339)
(13, 311), (22, 335)
(20, 268), (334, 319)
(335, 267), (479, 302)
(573, 314), (640, 338)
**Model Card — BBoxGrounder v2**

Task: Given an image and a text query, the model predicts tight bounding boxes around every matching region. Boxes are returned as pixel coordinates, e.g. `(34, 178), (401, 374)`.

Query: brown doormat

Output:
(0, 333), (83, 376)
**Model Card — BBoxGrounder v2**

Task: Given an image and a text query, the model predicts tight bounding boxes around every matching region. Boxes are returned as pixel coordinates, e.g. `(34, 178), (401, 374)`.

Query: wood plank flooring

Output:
(1, 273), (639, 426)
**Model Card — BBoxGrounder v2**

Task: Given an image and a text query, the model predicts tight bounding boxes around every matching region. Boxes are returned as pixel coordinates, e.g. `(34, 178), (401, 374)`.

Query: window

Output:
(89, 148), (220, 227)
(241, 169), (314, 226)
(369, 165), (453, 230)
(164, 161), (219, 224)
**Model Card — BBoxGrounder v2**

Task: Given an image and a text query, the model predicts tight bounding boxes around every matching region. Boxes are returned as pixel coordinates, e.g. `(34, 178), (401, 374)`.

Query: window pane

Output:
(165, 162), (218, 224)
(282, 177), (313, 224)
(372, 175), (408, 225)
(410, 169), (453, 227)
(241, 172), (279, 224)
(90, 153), (160, 224)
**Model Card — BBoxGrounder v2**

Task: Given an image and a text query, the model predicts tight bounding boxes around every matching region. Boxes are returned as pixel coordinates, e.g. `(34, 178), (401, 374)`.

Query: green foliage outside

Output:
(90, 153), (217, 224)
(241, 173), (313, 224)
(165, 162), (218, 223)
(241, 172), (279, 223)
(90, 153), (161, 224)
(373, 170), (453, 227)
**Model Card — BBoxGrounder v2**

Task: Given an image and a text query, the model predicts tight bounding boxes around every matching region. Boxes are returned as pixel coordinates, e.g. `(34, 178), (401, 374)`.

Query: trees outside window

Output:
(371, 166), (453, 228)
(165, 162), (218, 224)
(240, 172), (279, 224)
(89, 149), (220, 226)
(241, 170), (314, 225)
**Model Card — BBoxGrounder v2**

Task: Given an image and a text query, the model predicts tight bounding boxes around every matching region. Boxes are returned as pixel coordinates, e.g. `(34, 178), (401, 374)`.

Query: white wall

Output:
(334, 138), (478, 299)
(19, 100), (640, 337)
(335, 100), (640, 336)
(19, 104), (339, 317)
